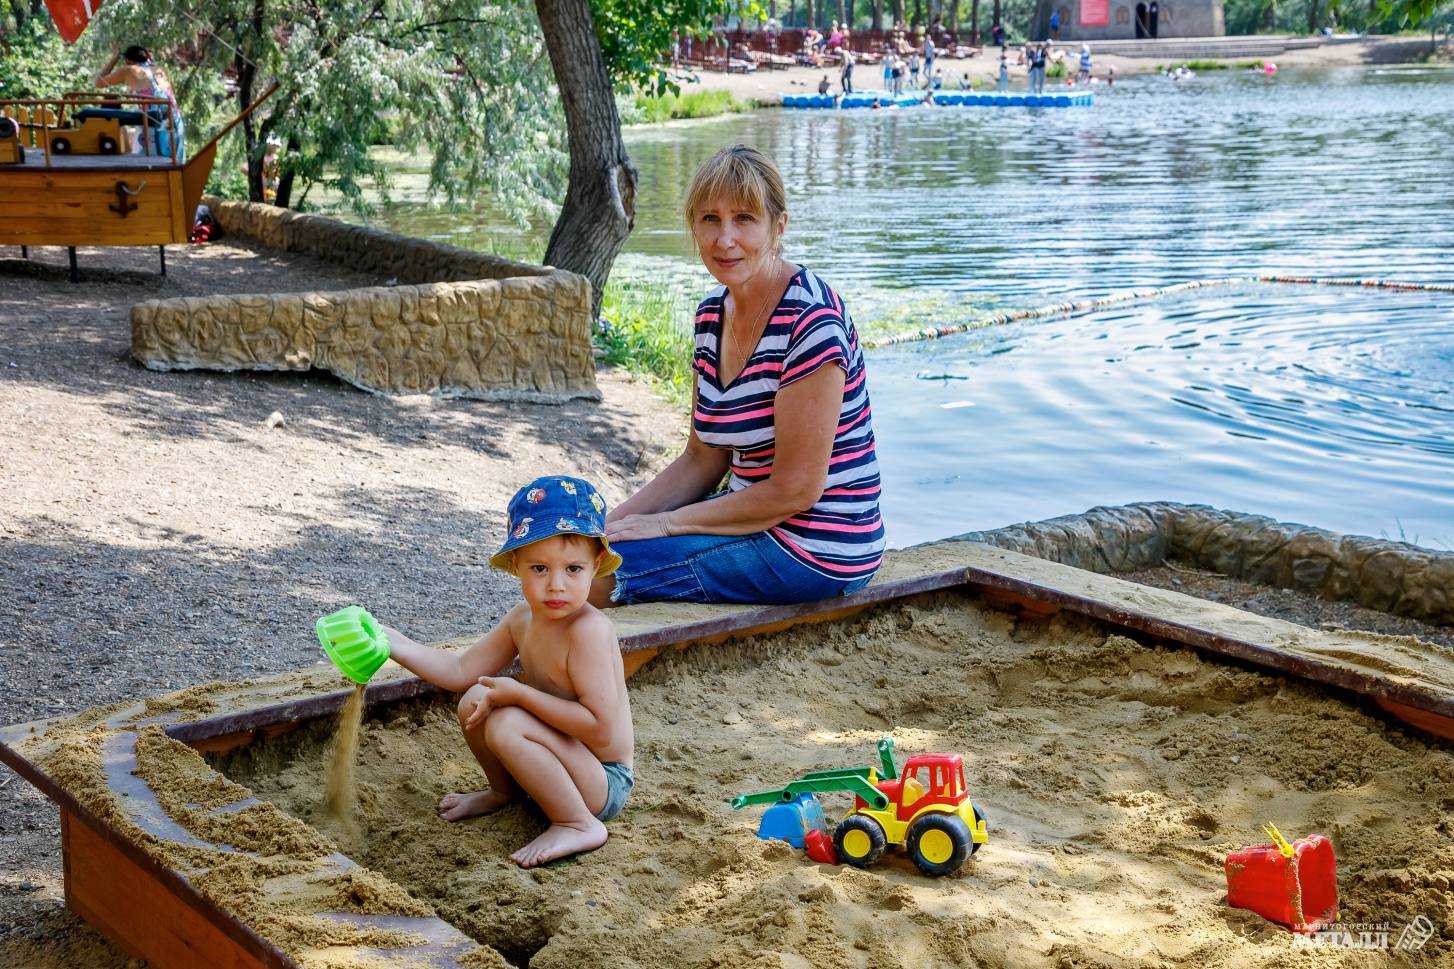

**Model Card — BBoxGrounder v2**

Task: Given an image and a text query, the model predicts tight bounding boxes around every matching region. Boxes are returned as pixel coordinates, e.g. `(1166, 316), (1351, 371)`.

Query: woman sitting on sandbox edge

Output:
(594, 145), (884, 606)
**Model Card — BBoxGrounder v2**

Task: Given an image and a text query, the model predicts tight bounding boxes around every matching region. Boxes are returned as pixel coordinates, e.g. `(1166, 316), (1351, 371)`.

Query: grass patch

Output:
(633, 89), (748, 124)
(596, 276), (695, 408)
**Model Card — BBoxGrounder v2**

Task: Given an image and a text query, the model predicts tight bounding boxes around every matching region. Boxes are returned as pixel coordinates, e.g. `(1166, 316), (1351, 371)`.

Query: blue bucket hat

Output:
(489, 476), (621, 577)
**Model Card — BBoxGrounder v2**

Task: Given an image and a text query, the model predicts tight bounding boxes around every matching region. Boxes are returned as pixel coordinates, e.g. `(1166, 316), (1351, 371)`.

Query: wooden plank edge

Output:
(0, 739), (297, 968)
(165, 567), (974, 749)
(162, 560), (1452, 748)
(956, 566), (1454, 727)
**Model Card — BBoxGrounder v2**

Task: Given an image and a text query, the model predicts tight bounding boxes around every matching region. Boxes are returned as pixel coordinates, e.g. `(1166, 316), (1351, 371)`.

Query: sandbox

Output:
(2, 540), (1451, 968)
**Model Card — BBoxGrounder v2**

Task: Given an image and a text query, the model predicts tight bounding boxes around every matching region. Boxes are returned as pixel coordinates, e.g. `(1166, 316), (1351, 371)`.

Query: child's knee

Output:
(457, 684), (488, 723)
(483, 705), (532, 747)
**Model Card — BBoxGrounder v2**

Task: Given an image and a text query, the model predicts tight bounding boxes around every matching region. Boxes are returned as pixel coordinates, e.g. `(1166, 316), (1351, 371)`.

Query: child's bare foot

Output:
(509, 819), (607, 868)
(437, 789), (513, 822)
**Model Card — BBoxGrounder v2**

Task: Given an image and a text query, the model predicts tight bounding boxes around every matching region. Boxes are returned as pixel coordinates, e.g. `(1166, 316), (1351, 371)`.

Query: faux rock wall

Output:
(130, 200), (600, 402)
(950, 502), (1454, 625)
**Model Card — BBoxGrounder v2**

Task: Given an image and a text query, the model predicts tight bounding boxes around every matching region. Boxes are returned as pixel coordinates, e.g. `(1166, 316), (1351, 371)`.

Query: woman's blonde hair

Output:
(683, 144), (787, 257)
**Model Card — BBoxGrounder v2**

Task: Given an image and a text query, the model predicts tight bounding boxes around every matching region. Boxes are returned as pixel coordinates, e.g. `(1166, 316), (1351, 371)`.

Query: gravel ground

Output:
(0, 241), (680, 968)
(1122, 563), (1454, 653)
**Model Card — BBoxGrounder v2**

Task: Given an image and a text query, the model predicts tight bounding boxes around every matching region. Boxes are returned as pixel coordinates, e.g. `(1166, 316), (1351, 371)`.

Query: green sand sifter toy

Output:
(316, 606), (391, 685)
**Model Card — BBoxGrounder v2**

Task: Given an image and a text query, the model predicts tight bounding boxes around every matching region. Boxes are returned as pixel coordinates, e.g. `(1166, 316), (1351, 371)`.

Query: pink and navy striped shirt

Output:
(693, 267), (885, 581)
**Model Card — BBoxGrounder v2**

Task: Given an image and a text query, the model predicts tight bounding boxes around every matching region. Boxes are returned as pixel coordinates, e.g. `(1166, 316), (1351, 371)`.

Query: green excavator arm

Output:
(732, 765), (890, 811)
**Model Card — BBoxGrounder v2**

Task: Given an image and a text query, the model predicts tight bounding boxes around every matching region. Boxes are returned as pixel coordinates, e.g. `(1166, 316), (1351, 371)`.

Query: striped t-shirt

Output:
(692, 267), (885, 581)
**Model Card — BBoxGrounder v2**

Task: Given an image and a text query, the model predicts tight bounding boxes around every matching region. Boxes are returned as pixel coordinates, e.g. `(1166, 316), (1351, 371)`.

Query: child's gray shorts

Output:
(595, 762), (634, 822)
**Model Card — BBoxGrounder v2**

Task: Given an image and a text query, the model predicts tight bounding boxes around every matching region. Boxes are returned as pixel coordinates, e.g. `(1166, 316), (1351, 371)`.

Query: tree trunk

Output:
(873, 0), (884, 30)
(912, 0), (922, 27)
(1306, 0), (1320, 33)
(892, 0), (903, 27)
(993, 0), (1001, 35)
(839, 0), (847, 25)
(273, 136), (302, 209)
(535, 0), (637, 318)
(238, 0), (266, 204)
(807, 0), (816, 30)
(1262, 0), (1277, 32)
(965, 0), (975, 41)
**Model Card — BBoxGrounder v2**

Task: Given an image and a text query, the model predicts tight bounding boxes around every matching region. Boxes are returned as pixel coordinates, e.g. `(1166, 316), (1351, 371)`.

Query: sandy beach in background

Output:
(688, 34), (1447, 104)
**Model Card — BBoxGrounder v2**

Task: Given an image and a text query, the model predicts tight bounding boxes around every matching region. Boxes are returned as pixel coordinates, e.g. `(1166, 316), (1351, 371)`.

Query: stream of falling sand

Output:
(323, 683), (366, 826)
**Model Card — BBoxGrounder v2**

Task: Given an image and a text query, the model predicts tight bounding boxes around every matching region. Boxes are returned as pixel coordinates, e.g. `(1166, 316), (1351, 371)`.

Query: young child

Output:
(380, 475), (634, 868)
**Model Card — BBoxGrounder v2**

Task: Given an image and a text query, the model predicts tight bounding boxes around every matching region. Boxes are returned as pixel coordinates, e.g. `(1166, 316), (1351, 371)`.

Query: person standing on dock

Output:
(909, 49), (921, 89)
(883, 46), (894, 92)
(840, 45), (856, 94)
(998, 50), (1010, 92)
(1079, 45), (1092, 83)
(1028, 43), (1048, 95)
(924, 35), (936, 88)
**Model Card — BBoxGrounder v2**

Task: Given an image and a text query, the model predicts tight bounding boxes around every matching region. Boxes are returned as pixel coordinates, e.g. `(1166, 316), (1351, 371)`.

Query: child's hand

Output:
(462, 691), (494, 729)
(475, 676), (522, 710)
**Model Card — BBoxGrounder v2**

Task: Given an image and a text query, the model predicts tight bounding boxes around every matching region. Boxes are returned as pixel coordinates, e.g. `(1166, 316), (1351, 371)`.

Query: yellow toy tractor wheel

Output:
(906, 813), (972, 877)
(834, 814), (887, 869)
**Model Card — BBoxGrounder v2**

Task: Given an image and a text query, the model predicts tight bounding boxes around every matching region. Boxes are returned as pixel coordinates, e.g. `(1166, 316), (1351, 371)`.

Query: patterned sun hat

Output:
(489, 476), (621, 577)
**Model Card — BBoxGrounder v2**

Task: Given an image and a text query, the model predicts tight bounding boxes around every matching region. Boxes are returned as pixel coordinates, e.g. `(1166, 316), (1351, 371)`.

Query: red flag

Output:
(44, 0), (104, 45)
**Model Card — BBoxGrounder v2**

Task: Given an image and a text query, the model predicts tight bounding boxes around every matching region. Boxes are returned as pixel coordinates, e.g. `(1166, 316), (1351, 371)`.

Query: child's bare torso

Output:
(514, 608), (634, 767)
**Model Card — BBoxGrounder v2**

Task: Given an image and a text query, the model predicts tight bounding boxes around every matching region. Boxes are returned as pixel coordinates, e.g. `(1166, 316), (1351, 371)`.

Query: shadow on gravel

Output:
(0, 481), (527, 730)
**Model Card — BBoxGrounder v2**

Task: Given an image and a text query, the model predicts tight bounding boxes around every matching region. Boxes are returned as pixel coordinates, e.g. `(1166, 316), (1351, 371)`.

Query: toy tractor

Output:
(733, 737), (988, 877)
(43, 110), (124, 156)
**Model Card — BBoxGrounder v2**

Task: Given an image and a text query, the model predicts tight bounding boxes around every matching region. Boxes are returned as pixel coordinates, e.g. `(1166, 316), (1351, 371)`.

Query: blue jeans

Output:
(610, 530), (874, 606)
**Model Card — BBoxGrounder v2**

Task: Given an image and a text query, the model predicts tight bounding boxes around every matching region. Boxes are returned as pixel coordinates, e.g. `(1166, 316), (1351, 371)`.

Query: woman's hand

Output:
(605, 513), (675, 543)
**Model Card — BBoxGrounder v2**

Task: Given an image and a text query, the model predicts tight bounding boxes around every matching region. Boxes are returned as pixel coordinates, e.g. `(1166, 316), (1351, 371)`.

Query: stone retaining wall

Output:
(130, 200), (599, 402)
(950, 502), (1454, 625)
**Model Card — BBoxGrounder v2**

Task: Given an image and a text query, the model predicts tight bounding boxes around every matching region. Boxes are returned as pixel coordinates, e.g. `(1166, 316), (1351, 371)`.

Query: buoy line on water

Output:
(862, 275), (1454, 350)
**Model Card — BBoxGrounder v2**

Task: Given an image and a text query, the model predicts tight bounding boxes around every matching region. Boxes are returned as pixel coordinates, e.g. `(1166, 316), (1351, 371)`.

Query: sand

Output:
(201, 590), (1453, 968)
(326, 684), (369, 827)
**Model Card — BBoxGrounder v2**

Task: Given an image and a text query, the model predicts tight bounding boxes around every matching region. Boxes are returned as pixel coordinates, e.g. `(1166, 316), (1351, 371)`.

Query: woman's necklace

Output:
(728, 260), (786, 378)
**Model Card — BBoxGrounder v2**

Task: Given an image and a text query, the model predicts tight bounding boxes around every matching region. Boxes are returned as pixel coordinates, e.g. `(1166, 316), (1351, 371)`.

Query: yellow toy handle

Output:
(1262, 821), (1296, 858)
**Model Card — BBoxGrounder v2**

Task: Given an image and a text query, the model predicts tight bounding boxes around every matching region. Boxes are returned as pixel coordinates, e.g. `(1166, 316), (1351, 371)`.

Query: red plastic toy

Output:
(1225, 823), (1338, 933)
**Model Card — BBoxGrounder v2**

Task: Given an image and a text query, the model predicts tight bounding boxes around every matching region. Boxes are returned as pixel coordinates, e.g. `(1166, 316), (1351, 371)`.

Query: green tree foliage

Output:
(77, 1), (566, 217)
(1222, 0), (1451, 33)
(0, 12), (89, 98)
(595, 1), (747, 95)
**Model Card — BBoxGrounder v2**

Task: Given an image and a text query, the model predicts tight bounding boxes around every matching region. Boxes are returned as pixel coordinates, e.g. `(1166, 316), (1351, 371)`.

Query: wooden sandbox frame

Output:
(2, 541), (1451, 968)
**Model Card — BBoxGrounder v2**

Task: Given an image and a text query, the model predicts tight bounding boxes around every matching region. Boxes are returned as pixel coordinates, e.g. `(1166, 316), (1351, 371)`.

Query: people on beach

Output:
(379, 476), (634, 869)
(998, 50), (1010, 92)
(909, 49), (921, 88)
(1050, 10), (1061, 40)
(924, 34), (936, 86)
(818, 74), (831, 95)
(882, 46), (894, 91)
(594, 145), (884, 607)
(992, 22), (1005, 48)
(93, 44), (185, 158)
(1027, 43), (1048, 95)
(840, 45), (855, 94)
(1079, 45), (1092, 83)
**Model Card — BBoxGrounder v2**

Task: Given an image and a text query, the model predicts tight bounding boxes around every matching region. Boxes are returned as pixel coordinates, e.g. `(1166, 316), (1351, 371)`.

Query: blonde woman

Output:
(595, 145), (884, 606)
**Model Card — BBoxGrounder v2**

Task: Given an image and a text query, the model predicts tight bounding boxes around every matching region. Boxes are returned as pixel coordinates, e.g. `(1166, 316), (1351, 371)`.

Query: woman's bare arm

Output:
(608, 364), (845, 539)
(607, 375), (730, 522)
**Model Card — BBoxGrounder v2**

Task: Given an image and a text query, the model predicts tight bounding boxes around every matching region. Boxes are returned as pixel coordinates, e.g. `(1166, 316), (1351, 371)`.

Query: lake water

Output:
(374, 65), (1454, 549)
